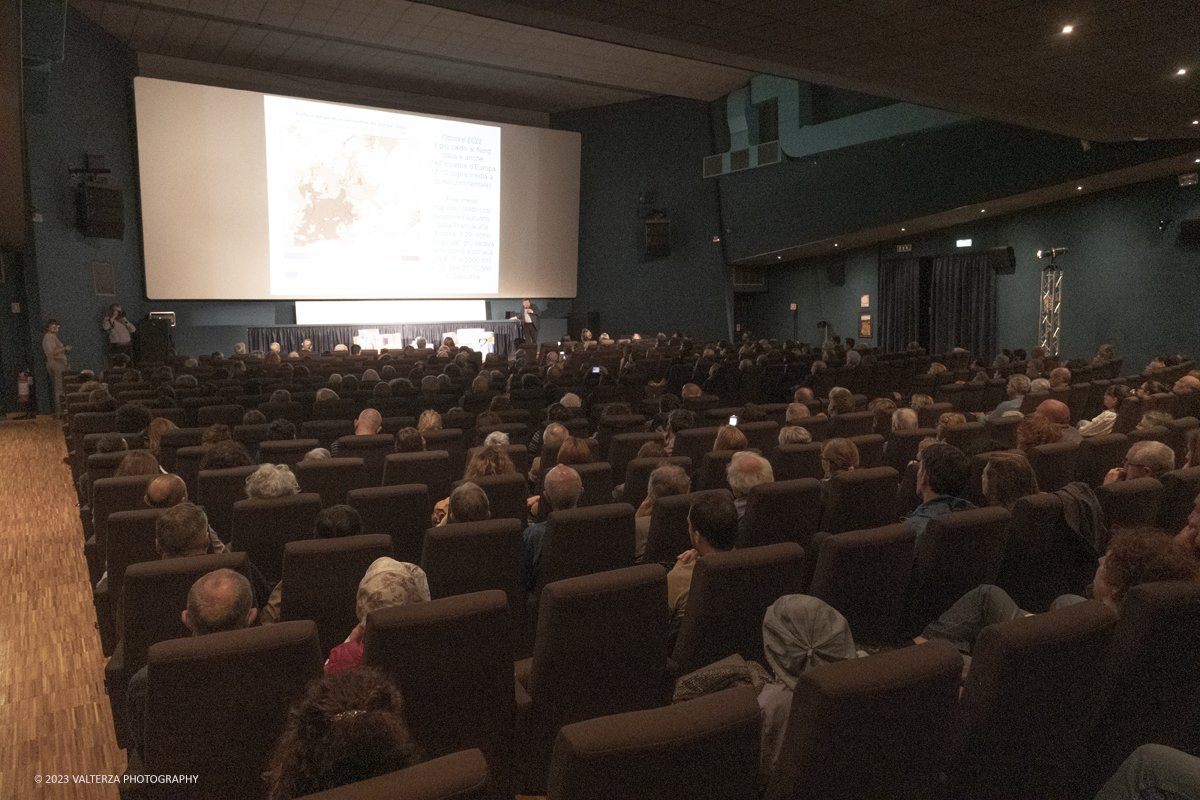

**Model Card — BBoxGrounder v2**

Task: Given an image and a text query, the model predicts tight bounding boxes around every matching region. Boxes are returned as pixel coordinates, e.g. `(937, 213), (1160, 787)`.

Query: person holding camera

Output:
(102, 303), (136, 362)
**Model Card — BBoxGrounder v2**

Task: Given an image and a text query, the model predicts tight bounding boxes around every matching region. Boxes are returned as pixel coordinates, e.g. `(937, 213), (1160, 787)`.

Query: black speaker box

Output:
(991, 245), (1016, 274)
(1178, 219), (1200, 248)
(77, 185), (124, 240)
(644, 219), (670, 259)
(825, 258), (845, 287)
(135, 317), (171, 364)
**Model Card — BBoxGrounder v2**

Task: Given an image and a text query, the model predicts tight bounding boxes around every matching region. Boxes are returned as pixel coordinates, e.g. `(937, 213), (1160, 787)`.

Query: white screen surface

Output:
(135, 78), (579, 300)
(294, 300), (486, 325)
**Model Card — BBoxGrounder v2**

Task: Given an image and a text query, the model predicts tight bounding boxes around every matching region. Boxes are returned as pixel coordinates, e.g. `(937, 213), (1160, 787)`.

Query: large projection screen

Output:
(134, 77), (580, 300)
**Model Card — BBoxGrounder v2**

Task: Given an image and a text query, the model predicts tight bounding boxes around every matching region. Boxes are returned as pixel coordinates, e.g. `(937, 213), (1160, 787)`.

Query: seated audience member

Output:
(199, 440), (253, 470)
(115, 450), (162, 477)
(821, 438), (859, 481)
(910, 393), (934, 412)
(982, 451), (1040, 510)
(126, 569), (258, 769)
(1139, 410), (1174, 430)
(713, 424), (748, 452)
(906, 443), (974, 541)
(394, 427), (425, 453)
(1104, 440), (1176, 485)
(331, 409), (383, 456)
(265, 668), (421, 800)
(201, 423), (232, 446)
(727, 451), (774, 520)
(1079, 384), (1130, 437)
(417, 410), (443, 433)
(556, 435), (593, 466)
(153, 497), (233, 561)
(1030, 378), (1051, 394)
(1017, 413), (1063, 453)
(266, 419), (296, 441)
(262, 505), (364, 624)
(445, 481), (491, 526)
(1185, 430), (1200, 471)
(681, 383), (703, 401)
(635, 440), (668, 459)
(1093, 744), (1200, 800)
(827, 390), (855, 416)
(1036, 399), (1082, 444)
(523, 465), (583, 588)
(917, 527), (1198, 654)
(785, 402), (810, 424)
(325, 559), (430, 673)
(892, 407), (919, 432)
(668, 492), (739, 622)
(1092, 344), (1116, 367)
(246, 463), (301, 499)
(1174, 374), (1200, 395)
(432, 447), (516, 525)
(758, 595), (860, 783)
(529, 421), (568, 484)
(301, 448), (331, 462)
(242, 409), (267, 425)
(313, 387), (339, 403)
(146, 417), (177, 459)
(935, 412), (968, 441)
(663, 408), (697, 456)
(634, 464), (691, 561)
(1048, 366), (1072, 390)
(793, 387), (815, 405)
(868, 397), (897, 433)
(778, 425), (812, 446)
(989, 375), (1032, 420)
(483, 430), (510, 448)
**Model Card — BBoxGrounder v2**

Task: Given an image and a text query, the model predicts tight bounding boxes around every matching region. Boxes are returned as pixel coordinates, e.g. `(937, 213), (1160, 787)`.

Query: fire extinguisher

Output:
(17, 370), (35, 419)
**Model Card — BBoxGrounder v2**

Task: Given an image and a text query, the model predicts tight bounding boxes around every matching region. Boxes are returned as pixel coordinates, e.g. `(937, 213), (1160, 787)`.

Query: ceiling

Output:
(71, 0), (1200, 141)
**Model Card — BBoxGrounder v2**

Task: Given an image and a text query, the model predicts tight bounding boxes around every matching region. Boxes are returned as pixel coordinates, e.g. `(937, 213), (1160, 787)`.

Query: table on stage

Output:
(246, 319), (521, 355)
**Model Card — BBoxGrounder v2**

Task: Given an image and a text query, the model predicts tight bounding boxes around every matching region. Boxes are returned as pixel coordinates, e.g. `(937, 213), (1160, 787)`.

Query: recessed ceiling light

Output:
(777, 256), (781, 259)
(1178, 69), (1188, 76)
(1077, 186), (1082, 190)
(980, 209), (986, 213)
(901, 228), (906, 231)
(834, 244), (839, 247)
(1193, 120), (1199, 125)
(1061, 25), (1073, 34)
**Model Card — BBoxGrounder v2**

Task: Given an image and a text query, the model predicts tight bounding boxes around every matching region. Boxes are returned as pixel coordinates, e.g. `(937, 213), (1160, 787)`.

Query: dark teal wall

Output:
(551, 97), (731, 340)
(744, 176), (1200, 371)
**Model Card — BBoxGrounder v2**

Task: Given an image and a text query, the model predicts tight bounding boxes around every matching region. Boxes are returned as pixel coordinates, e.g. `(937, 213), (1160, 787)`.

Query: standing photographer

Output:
(102, 302), (136, 363)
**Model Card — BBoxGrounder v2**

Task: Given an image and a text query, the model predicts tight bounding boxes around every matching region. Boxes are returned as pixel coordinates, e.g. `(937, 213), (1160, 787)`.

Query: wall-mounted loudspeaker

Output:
(77, 185), (124, 240)
(644, 219), (670, 259)
(991, 245), (1016, 274)
(825, 258), (845, 287)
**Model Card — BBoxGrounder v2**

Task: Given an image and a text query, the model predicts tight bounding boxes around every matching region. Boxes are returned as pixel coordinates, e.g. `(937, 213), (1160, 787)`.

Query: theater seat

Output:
(545, 686), (761, 800)
(300, 750), (491, 800)
(348, 484), (432, 564)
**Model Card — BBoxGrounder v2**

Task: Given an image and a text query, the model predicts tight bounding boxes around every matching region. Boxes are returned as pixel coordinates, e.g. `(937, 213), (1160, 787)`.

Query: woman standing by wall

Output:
(42, 318), (70, 414)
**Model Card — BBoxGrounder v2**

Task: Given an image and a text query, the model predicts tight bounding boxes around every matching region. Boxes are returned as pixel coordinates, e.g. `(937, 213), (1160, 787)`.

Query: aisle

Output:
(0, 416), (124, 800)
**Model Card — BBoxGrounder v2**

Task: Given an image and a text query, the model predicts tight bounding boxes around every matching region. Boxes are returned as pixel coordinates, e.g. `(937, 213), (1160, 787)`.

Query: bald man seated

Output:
(331, 409), (383, 456)
(522, 464), (583, 590)
(1036, 399), (1082, 445)
(144, 474), (228, 554)
(126, 569), (256, 769)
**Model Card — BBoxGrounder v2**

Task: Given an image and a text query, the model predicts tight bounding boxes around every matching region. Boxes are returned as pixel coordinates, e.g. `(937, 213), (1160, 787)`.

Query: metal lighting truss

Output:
(1038, 267), (1063, 357)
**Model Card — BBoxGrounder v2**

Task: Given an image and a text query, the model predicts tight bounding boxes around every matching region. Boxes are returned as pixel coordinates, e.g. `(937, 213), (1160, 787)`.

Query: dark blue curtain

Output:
(930, 252), (997, 361)
(878, 257), (921, 353)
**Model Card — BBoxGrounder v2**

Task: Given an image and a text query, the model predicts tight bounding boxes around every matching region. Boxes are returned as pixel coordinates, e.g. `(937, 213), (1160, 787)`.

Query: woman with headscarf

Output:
(758, 595), (860, 784)
(325, 558), (430, 674)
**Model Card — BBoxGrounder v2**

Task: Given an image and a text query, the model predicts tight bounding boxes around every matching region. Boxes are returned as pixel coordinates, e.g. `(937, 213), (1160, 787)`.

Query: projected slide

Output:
(263, 95), (501, 296)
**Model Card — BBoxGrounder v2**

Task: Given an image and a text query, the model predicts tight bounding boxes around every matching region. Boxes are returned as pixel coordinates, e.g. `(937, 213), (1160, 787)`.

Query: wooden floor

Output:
(0, 416), (124, 800)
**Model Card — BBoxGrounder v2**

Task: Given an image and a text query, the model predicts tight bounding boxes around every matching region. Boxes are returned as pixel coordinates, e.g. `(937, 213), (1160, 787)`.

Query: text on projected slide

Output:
(263, 96), (501, 296)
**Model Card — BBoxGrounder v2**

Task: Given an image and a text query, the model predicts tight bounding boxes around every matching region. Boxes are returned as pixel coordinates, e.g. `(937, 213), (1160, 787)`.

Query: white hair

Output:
(483, 431), (510, 447)
(245, 463), (300, 499)
(560, 393), (582, 408)
(726, 451), (774, 497)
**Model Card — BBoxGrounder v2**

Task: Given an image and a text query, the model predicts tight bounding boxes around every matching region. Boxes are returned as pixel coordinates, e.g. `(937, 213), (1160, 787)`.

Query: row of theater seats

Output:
(112, 543), (1200, 799)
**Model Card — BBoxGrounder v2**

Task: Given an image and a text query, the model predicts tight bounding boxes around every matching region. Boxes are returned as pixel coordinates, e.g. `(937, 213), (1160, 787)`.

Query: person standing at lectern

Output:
(102, 303), (136, 364)
(521, 299), (540, 348)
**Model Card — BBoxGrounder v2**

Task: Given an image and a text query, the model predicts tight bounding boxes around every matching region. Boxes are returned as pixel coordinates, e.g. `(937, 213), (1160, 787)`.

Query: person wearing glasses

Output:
(1103, 440), (1175, 485)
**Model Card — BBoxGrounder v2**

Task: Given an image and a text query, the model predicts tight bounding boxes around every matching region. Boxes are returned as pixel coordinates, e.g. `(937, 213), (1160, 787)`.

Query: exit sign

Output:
(896, 244), (912, 252)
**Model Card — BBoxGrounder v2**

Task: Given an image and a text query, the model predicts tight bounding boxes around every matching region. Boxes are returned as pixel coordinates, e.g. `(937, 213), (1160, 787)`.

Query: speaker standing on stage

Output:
(102, 303), (136, 362)
(521, 299), (540, 347)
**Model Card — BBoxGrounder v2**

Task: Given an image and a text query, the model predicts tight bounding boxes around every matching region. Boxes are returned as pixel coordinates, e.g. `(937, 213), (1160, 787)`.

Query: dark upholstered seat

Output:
(737, 478), (823, 550)
(300, 750), (492, 800)
(996, 493), (1100, 613)
(947, 600), (1117, 800)
(143, 621), (323, 799)
(621, 456), (691, 511)
(912, 506), (1012, 625)
(1096, 477), (1163, 533)
(771, 443), (824, 482)
(196, 464), (257, 541)
(230, 493), (323, 585)
(334, 434), (396, 486)
(516, 564), (671, 794)
(384, 451), (454, 501)
(765, 640), (963, 800)
(348, 484), (432, 563)
(807, 523), (916, 645)
(364, 590), (516, 799)
(295, 457), (367, 508)
(545, 686), (761, 800)
(819, 467), (900, 533)
(280, 533), (393, 656)
(643, 489), (730, 566)
(421, 518), (525, 628)
(672, 542), (805, 674)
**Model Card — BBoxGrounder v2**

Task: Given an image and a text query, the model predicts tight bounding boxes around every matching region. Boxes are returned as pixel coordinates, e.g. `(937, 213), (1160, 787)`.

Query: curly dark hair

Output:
(1103, 527), (1198, 605)
(265, 668), (421, 800)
